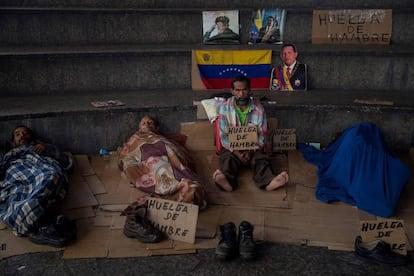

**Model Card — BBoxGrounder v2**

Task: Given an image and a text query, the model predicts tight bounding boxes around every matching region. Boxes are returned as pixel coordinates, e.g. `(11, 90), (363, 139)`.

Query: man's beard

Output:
(236, 97), (250, 106)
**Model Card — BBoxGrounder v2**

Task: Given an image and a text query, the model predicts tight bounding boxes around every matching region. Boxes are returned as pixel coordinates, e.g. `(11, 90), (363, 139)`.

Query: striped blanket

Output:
(0, 145), (68, 236)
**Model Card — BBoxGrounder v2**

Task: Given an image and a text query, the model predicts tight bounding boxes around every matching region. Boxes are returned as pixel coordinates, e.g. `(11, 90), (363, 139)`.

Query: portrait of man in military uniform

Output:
(270, 44), (308, 91)
(202, 10), (240, 44)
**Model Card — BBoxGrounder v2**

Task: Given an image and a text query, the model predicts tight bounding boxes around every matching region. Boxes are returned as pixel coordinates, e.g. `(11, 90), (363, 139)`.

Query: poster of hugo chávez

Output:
(248, 9), (287, 44)
(202, 10), (240, 44)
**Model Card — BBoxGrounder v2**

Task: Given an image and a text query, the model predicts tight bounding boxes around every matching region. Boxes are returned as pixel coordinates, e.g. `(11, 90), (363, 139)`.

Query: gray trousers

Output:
(218, 148), (275, 190)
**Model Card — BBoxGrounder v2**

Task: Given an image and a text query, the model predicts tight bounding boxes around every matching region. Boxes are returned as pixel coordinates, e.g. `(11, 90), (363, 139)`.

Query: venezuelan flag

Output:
(194, 50), (272, 89)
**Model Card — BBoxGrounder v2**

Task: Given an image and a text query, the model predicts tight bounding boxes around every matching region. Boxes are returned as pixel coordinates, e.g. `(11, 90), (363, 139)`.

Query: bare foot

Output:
(213, 169), (233, 192)
(266, 171), (289, 191)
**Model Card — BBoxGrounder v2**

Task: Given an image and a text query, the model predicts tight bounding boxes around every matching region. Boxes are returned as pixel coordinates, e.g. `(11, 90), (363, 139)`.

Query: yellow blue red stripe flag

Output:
(194, 50), (272, 89)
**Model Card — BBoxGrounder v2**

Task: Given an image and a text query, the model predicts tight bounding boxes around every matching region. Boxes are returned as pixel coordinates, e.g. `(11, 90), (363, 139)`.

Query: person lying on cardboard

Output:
(0, 125), (76, 247)
(118, 115), (207, 210)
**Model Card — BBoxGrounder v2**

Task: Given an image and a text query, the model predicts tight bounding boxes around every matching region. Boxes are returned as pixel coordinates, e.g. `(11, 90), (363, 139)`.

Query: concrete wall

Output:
(0, 107), (196, 154)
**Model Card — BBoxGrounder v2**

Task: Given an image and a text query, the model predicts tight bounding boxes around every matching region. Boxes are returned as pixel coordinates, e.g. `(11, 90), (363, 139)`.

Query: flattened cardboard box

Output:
(273, 129), (296, 151)
(146, 198), (199, 244)
(312, 9), (392, 45)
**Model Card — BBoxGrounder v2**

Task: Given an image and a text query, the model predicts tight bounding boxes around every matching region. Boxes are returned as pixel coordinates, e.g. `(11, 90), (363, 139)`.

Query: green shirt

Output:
(236, 104), (250, 126)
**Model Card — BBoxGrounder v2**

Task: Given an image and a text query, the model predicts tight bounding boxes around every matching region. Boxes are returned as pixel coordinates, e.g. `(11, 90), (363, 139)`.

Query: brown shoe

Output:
(123, 207), (163, 243)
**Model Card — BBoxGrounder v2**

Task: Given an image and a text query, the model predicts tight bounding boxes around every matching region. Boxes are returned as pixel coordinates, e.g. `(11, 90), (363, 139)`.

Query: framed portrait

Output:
(248, 9), (287, 45)
(202, 10), (240, 45)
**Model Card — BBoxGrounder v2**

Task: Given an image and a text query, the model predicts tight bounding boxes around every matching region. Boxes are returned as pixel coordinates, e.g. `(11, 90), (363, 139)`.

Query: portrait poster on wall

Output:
(248, 9), (287, 45)
(202, 10), (240, 45)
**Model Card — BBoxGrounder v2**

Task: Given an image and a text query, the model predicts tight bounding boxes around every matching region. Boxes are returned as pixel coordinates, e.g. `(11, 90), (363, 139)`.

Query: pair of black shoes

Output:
(29, 215), (77, 248)
(354, 236), (412, 266)
(123, 205), (163, 243)
(215, 221), (256, 260)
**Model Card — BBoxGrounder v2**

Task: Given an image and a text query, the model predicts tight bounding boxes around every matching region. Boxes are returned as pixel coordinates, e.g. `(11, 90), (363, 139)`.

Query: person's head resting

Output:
(231, 74), (251, 107)
(12, 125), (34, 147)
(280, 43), (298, 67)
(215, 16), (230, 33)
(139, 115), (159, 133)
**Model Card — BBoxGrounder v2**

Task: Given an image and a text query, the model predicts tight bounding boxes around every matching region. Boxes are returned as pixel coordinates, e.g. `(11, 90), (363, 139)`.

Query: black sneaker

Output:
(29, 224), (68, 248)
(238, 221), (257, 260)
(55, 215), (77, 238)
(215, 222), (238, 260)
(29, 215), (76, 248)
(123, 207), (163, 243)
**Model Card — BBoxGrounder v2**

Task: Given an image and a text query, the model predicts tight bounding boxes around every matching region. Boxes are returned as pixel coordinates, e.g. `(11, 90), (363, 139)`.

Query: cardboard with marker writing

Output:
(312, 9), (392, 45)
(360, 219), (407, 255)
(146, 197), (199, 244)
(228, 126), (259, 151)
(272, 129), (296, 151)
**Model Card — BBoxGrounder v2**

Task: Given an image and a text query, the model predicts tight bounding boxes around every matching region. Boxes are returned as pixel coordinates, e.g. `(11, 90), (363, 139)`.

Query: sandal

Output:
(213, 169), (233, 192)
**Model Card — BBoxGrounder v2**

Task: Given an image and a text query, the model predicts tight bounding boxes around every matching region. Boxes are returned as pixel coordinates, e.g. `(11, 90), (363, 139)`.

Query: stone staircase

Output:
(0, 1), (413, 153)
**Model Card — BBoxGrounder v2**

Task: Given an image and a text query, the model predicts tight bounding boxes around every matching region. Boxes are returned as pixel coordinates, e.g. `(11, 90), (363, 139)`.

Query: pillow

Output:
(201, 97), (226, 123)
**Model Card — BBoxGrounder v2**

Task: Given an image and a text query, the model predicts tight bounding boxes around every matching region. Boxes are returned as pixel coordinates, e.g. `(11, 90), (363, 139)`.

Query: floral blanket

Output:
(0, 145), (68, 236)
(119, 131), (207, 209)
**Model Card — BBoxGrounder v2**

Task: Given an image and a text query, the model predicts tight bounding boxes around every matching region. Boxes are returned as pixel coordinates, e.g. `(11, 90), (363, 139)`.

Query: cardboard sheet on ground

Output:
(63, 218), (112, 259)
(196, 205), (223, 238)
(180, 121), (215, 151)
(288, 149), (318, 188)
(0, 229), (61, 260)
(289, 185), (360, 251)
(264, 208), (295, 244)
(90, 155), (145, 205)
(74, 154), (95, 176)
(61, 160), (98, 210)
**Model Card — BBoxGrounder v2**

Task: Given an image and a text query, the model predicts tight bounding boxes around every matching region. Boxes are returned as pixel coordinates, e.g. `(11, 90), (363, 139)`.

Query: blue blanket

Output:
(298, 122), (411, 217)
(0, 145), (68, 236)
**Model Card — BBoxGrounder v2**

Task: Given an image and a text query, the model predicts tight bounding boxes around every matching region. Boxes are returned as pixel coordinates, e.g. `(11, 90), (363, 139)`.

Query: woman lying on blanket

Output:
(118, 115), (207, 210)
(0, 125), (76, 247)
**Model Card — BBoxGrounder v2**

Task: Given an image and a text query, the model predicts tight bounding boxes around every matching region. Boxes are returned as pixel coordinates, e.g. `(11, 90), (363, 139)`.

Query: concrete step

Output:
(0, 7), (413, 45)
(0, 44), (413, 95)
(0, 89), (196, 154)
(1, 89), (413, 154)
(1, 0), (413, 9)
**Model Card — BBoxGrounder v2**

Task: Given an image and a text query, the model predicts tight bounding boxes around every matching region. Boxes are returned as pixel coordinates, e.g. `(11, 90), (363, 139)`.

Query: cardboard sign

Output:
(146, 197), (199, 244)
(273, 129), (296, 151)
(360, 219), (406, 255)
(228, 126), (258, 150)
(312, 9), (392, 45)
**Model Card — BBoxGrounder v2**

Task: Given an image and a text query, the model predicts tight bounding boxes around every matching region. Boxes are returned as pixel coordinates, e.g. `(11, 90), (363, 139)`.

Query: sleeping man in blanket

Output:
(0, 125), (76, 247)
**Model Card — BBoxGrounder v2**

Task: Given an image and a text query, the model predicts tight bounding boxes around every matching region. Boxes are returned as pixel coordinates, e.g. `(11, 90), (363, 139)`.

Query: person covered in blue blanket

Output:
(0, 125), (76, 247)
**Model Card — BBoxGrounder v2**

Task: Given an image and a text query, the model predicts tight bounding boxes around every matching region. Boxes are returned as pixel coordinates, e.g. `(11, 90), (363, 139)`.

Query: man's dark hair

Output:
(231, 74), (251, 89)
(281, 43), (297, 53)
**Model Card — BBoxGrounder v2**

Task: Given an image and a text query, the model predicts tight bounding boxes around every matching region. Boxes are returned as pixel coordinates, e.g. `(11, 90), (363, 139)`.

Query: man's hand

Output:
(234, 150), (253, 165)
(32, 143), (46, 154)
